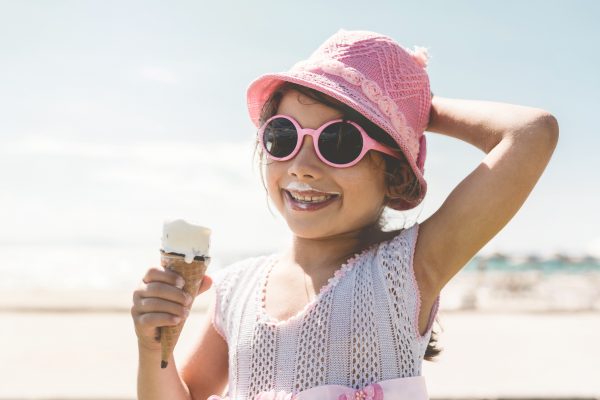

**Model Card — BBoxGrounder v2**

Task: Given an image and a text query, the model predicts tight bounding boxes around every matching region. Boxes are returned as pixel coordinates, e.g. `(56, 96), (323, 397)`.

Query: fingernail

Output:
(185, 294), (193, 305)
(183, 308), (190, 317)
(176, 278), (185, 288)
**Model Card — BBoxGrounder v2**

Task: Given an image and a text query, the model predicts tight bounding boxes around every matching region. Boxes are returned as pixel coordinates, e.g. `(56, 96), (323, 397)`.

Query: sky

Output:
(1, 0), (599, 263)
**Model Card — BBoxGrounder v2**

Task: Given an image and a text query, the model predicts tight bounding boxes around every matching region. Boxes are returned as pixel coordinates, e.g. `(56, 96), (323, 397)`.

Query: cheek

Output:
(339, 169), (387, 204)
(264, 163), (284, 201)
(343, 160), (386, 188)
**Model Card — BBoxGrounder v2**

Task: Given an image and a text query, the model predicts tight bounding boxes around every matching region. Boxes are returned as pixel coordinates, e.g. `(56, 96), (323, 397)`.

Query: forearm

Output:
(427, 96), (557, 153)
(138, 347), (192, 400)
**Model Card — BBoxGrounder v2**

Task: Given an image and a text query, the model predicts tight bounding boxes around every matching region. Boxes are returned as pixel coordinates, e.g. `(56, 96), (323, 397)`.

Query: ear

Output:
(385, 164), (412, 199)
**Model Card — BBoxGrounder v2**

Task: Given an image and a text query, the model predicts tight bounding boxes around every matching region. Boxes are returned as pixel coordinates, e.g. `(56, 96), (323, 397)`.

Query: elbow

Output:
(530, 112), (559, 152)
(540, 113), (559, 141)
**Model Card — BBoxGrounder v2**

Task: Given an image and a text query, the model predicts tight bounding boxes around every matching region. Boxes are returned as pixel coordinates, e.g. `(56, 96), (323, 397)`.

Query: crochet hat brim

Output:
(246, 72), (427, 211)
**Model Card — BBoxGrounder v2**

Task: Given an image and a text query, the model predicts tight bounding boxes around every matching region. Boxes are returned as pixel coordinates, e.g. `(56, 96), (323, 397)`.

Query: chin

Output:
(287, 225), (325, 239)
(286, 221), (337, 239)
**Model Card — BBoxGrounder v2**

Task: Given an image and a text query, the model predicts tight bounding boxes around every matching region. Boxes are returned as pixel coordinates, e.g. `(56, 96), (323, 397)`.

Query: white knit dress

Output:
(211, 223), (440, 399)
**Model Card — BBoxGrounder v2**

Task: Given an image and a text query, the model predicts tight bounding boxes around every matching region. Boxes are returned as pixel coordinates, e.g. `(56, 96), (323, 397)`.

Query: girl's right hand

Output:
(131, 267), (213, 352)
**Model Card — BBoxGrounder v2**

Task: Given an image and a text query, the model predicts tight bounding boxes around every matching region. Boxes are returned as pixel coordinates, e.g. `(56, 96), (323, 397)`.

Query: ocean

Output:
(2, 243), (599, 312)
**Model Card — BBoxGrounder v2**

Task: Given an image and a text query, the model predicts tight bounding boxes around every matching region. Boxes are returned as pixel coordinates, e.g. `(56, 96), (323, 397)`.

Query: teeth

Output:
(289, 192), (333, 203)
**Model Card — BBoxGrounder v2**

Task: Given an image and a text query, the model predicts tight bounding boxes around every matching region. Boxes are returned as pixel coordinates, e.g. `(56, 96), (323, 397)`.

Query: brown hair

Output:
(252, 81), (442, 361)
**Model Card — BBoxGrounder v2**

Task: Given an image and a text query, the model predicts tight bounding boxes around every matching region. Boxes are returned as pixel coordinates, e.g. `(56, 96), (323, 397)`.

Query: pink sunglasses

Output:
(257, 114), (401, 168)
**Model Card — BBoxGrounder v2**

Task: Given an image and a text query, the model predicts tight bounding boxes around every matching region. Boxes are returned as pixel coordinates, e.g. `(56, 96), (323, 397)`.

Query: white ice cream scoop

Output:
(161, 219), (211, 263)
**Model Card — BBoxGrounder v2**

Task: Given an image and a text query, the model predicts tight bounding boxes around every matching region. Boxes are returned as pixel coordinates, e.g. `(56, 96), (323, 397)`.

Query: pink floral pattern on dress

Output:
(337, 382), (384, 400)
(208, 383), (385, 400)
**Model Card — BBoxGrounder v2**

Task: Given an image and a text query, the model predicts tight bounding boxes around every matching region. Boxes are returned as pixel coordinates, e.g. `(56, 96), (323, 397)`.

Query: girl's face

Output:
(264, 89), (389, 239)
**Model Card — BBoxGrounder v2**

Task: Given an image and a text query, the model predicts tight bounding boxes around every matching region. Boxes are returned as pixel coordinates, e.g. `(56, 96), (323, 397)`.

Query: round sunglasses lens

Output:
(263, 118), (297, 158)
(318, 122), (363, 164)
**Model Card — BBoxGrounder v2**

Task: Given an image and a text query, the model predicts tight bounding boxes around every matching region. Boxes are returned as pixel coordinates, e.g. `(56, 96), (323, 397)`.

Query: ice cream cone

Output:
(158, 219), (211, 369)
(159, 252), (209, 368)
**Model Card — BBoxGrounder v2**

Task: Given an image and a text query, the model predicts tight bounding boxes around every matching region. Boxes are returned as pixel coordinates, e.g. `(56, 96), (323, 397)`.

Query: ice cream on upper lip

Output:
(283, 181), (341, 202)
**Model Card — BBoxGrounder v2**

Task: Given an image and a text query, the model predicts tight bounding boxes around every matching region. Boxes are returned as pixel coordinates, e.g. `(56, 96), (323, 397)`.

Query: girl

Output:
(131, 29), (559, 400)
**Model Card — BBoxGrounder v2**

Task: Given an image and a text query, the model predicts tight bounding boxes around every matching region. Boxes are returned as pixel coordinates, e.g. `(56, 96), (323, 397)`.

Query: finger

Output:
(138, 312), (182, 330)
(131, 286), (150, 314)
(136, 297), (189, 319)
(142, 282), (191, 307)
(142, 267), (185, 288)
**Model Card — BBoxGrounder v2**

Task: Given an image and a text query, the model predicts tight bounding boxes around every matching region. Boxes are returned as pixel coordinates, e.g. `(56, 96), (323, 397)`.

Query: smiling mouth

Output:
(284, 190), (340, 203)
(283, 190), (340, 211)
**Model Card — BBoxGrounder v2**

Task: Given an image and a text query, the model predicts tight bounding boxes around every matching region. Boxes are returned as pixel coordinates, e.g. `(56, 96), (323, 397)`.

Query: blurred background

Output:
(0, 0), (598, 399)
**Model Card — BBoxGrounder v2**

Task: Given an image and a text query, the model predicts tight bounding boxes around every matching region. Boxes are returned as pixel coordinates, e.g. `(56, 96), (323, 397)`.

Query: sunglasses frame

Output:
(257, 114), (402, 168)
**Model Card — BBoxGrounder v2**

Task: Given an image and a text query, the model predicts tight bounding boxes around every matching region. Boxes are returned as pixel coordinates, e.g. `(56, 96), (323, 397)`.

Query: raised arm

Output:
(415, 96), (559, 294)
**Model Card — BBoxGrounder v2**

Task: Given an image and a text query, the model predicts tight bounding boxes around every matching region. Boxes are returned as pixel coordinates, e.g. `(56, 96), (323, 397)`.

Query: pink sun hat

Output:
(246, 29), (432, 210)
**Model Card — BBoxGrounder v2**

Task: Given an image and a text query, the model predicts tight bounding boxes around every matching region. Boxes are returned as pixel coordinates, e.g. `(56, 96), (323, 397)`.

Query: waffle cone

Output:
(159, 252), (208, 368)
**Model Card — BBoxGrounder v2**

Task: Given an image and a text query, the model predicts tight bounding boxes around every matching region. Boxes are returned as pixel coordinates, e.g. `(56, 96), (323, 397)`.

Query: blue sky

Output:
(1, 0), (598, 259)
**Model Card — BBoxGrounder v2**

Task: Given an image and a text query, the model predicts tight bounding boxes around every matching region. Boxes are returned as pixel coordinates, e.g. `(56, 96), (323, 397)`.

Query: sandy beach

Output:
(1, 288), (599, 400)
(1, 0), (598, 399)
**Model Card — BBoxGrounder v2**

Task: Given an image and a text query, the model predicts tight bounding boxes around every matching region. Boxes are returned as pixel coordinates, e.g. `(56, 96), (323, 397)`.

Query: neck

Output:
(282, 222), (384, 274)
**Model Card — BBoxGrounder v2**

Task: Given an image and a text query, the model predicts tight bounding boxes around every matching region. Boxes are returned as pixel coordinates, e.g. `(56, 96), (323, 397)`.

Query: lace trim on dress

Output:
(407, 223), (440, 342)
(258, 244), (379, 326)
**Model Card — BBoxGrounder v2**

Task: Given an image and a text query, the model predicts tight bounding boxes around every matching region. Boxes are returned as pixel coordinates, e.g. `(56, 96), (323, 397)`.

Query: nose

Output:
(287, 134), (322, 179)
